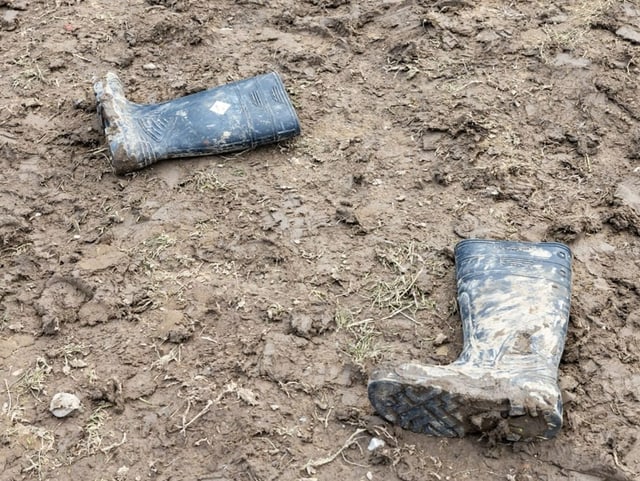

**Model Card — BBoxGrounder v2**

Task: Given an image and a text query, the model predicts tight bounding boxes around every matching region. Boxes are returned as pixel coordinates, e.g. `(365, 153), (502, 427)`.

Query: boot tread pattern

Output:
(369, 380), (465, 437)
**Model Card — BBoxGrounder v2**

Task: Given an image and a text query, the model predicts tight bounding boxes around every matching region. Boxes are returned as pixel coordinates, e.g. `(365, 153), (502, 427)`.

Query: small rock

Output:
(124, 371), (157, 400)
(142, 63), (158, 70)
(237, 387), (259, 406)
(22, 98), (42, 108)
(543, 14), (568, 24)
(48, 58), (66, 71)
(368, 437), (385, 451)
(171, 79), (186, 90)
(435, 344), (450, 357)
(289, 314), (313, 338)
(414, 270), (433, 294)
(616, 26), (640, 44)
(561, 389), (577, 405)
(434, 332), (449, 346)
(559, 374), (579, 391)
(475, 29), (500, 43)
(115, 465), (129, 481)
(69, 358), (88, 369)
(49, 392), (82, 418)
(78, 300), (110, 326)
(12, 0), (30, 10)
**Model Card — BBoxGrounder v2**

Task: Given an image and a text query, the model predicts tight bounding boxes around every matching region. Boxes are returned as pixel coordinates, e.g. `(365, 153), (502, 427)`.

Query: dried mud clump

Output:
(146, 19), (203, 45)
(606, 206), (640, 236)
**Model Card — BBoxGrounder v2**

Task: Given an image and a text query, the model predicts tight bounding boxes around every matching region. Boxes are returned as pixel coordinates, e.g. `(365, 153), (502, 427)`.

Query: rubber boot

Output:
(368, 239), (572, 441)
(94, 72), (301, 174)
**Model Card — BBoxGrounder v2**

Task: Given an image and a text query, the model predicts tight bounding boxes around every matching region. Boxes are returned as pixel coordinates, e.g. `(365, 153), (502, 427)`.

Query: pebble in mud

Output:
(49, 392), (82, 418)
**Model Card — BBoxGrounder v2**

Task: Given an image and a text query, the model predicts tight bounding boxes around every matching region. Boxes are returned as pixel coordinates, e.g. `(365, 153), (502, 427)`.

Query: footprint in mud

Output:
(36, 277), (92, 335)
(36, 276), (114, 334)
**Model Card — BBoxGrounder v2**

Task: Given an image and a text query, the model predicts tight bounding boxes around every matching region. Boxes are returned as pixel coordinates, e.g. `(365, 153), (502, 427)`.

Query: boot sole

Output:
(368, 376), (560, 441)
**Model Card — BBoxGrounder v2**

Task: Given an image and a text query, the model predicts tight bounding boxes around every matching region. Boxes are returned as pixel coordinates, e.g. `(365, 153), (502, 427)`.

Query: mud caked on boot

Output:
(94, 72), (301, 174)
(368, 239), (573, 441)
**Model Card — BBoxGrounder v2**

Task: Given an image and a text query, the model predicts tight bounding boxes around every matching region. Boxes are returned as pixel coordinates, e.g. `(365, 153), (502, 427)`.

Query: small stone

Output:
(237, 387), (259, 406)
(115, 465), (129, 481)
(415, 271), (433, 294)
(69, 358), (88, 369)
(475, 29), (500, 43)
(48, 58), (66, 71)
(422, 130), (444, 151)
(434, 332), (449, 346)
(289, 314), (313, 338)
(142, 63), (158, 70)
(368, 437), (385, 451)
(559, 374), (579, 391)
(22, 98), (42, 108)
(49, 392), (82, 418)
(561, 389), (577, 405)
(616, 26), (640, 44)
(435, 344), (449, 357)
(171, 79), (186, 90)
(542, 14), (568, 24)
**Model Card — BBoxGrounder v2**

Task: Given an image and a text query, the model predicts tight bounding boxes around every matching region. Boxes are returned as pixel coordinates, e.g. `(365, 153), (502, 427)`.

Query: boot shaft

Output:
(95, 72), (301, 174)
(453, 240), (572, 371)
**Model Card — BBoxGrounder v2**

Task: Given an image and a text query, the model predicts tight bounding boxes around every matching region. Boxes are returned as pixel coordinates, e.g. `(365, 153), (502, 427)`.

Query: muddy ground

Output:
(1, 0), (640, 480)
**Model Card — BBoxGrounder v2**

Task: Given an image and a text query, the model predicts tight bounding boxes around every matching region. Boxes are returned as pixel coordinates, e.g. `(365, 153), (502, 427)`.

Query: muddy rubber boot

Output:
(368, 239), (572, 441)
(94, 72), (301, 174)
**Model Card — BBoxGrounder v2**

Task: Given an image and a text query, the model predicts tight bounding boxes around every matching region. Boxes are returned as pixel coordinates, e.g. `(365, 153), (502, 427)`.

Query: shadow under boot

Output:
(368, 239), (573, 442)
(94, 72), (301, 174)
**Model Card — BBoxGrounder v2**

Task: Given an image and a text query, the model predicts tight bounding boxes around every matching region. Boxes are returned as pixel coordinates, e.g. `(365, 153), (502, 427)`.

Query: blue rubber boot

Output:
(94, 72), (301, 174)
(368, 239), (573, 441)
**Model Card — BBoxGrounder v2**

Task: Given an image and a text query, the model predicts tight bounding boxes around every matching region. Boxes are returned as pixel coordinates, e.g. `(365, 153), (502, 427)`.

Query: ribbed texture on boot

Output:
(95, 72), (301, 174)
(368, 382), (466, 437)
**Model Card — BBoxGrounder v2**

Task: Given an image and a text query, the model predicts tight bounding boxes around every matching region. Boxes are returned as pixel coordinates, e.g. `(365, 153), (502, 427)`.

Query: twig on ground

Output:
(5, 379), (11, 413)
(101, 432), (127, 454)
(302, 428), (367, 475)
(180, 399), (213, 436)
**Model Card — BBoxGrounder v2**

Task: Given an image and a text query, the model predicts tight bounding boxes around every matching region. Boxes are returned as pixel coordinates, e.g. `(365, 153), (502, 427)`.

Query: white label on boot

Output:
(210, 101), (231, 115)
